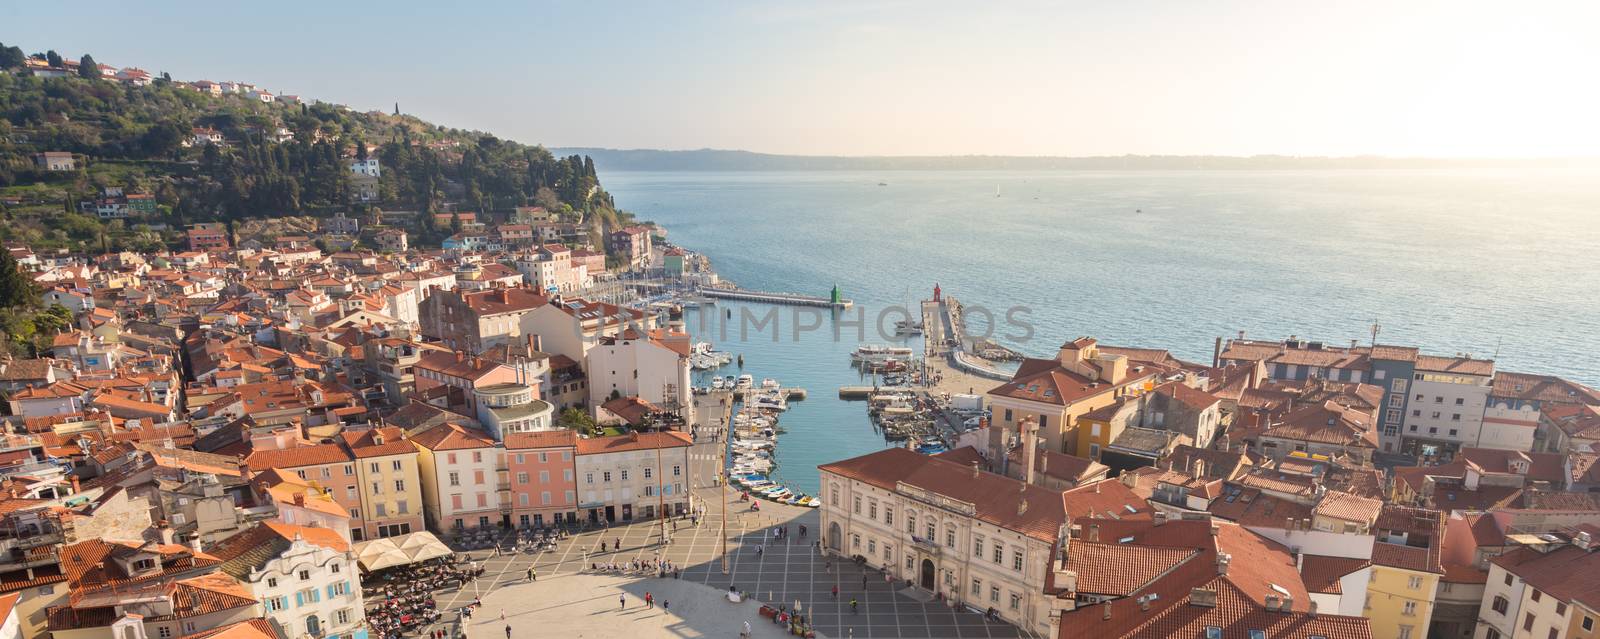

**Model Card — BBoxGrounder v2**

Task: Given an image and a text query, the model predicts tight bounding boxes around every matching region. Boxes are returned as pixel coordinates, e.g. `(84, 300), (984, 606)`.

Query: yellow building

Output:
(1364, 507), (1445, 639)
(985, 337), (1155, 456)
(342, 426), (426, 540)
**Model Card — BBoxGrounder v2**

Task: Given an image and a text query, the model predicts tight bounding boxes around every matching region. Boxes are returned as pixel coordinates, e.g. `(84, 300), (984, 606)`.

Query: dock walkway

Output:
(700, 287), (852, 309)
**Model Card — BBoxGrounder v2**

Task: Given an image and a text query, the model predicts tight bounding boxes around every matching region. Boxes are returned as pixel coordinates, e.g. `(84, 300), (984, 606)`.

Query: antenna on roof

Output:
(1370, 320), (1380, 348)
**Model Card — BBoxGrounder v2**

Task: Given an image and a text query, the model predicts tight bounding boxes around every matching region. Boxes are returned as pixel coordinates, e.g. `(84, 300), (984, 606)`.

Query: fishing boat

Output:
(894, 319), (923, 335)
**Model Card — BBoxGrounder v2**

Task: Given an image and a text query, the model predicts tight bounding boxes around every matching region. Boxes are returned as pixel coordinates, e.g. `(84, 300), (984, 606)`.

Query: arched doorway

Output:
(827, 522), (842, 551)
(305, 615), (321, 637)
(920, 559), (935, 590)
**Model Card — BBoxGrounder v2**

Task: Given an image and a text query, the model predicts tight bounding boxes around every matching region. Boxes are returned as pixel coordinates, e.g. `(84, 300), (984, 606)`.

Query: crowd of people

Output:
(362, 557), (485, 639)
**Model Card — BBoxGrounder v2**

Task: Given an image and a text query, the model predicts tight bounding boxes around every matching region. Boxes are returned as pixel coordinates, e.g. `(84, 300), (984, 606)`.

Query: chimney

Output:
(1087, 524), (1100, 543)
(1022, 418), (1039, 485)
(1216, 552), (1231, 576)
(1017, 498), (1028, 516)
(1265, 595), (1280, 611)
(1139, 595), (1151, 612)
(190, 536), (203, 554)
(71, 475), (81, 494)
(1576, 531), (1593, 551)
(1154, 511), (1167, 526)
(157, 522), (175, 544)
(1101, 602), (1111, 621)
(971, 461), (980, 479)
(1189, 588), (1218, 608)
(1212, 336), (1223, 368)
(1308, 600), (1318, 617)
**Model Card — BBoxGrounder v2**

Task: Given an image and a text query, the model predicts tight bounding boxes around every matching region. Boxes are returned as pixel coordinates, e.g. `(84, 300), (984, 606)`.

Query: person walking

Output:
(662, 600), (668, 613)
(831, 584), (838, 598)
(527, 567), (535, 581)
(850, 598), (858, 613)
(498, 609), (505, 622)
(503, 626), (511, 639)
(620, 595), (626, 610)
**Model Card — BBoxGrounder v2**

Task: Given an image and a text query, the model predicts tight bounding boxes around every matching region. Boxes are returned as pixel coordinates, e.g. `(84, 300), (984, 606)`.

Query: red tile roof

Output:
(244, 443), (351, 471)
(820, 447), (1067, 542)
(504, 430), (578, 450)
(576, 431), (692, 455)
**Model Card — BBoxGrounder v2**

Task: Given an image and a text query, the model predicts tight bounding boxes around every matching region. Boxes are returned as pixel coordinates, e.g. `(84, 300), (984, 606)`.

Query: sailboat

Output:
(995, 185), (1001, 198)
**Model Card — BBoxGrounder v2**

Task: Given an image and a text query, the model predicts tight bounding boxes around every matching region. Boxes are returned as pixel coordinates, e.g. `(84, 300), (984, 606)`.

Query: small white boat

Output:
(735, 374), (754, 390)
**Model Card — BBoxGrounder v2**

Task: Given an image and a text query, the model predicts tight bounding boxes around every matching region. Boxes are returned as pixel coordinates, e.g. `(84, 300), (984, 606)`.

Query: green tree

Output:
(78, 54), (98, 78)
(0, 42), (24, 70)
(46, 50), (62, 67)
(0, 249), (37, 309)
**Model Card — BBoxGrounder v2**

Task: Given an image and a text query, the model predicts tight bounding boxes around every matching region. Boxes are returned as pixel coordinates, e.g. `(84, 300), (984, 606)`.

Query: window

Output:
(974, 537), (984, 558)
(344, 464), (354, 475)
(1506, 573), (1515, 586)
(376, 503), (387, 516)
(371, 482), (382, 494)
(1486, 630), (1501, 639)
(519, 493), (529, 506)
(1532, 590), (1542, 602)
(1549, 630), (1559, 639)
(884, 544), (892, 559)
(267, 577), (278, 588)
(1525, 613), (1536, 632)
(448, 453), (457, 464)
(370, 462), (380, 474)
(336, 609), (351, 625)
(394, 480), (405, 492)
(299, 570), (311, 580)
(1012, 549), (1024, 571)
(1009, 593), (1020, 610)
(990, 586), (1000, 603)
(1451, 413), (1461, 421)
(885, 508), (893, 526)
(266, 597), (287, 611)
(586, 473), (594, 484)
(517, 472), (529, 484)
(852, 534), (860, 549)
(1403, 601), (1416, 616)
(830, 485), (839, 506)
(449, 472), (460, 487)
(159, 628), (172, 639)
(1415, 394), (1424, 401)
(673, 465), (681, 476)
(993, 546), (1003, 564)
(946, 527), (955, 547)
(868, 539), (876, 554)
(538, 452), (548, 463)
(1455, 398), (1465, 405)
(621, 470), (629, 481)
(1407, 575), (1423, 589)
(331, 563), (340, 574)
(1492, 596), (1509, 614)
(541, 491), (551, 505)
(1583, 616), (1594, 632)
(604, 471), (612, 482)
(869, 500), (878, 520)
(1004, 409), (1013, 422)
(853, 496), (861, 514)
(1556, 602), (1567, 616)
(398, 500), (409, 514)
(1397, 627), (1412, 639)
(473, 451), (483, 463)
(392, 460), (403, 471)
(1204, 628), (1223, 639)
(972, 579), (982, 597)
(644, 467), (652, 479)
(321, 468), (331, 479)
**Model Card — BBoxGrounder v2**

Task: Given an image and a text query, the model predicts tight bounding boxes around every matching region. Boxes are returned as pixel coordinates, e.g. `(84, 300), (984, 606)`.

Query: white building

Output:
(350, 158), (381, 178)
(817, 447), (1074, 636)
(208, 522), (364, 639)
(411, 423), (504, 531)
(473, 382), (555, 440)
(574, 432), (692, 523)
(585, 328), (692, 420)
(1400, 355), (1495, 457)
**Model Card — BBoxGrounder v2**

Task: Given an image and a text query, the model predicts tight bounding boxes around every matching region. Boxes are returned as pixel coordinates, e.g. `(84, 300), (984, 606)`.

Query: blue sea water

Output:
(604, 169), (1600, 494)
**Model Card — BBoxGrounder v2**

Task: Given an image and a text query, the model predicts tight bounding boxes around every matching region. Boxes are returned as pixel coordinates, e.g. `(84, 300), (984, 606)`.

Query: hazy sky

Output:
(5, 1), (1597, 157)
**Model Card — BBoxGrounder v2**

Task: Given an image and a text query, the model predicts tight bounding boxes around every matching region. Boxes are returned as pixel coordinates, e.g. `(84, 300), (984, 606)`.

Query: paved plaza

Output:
(398, 491), (1025, 639)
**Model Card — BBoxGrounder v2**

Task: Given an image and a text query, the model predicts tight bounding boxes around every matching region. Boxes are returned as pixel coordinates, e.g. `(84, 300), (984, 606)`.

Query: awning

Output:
(353, 531), (454, 571)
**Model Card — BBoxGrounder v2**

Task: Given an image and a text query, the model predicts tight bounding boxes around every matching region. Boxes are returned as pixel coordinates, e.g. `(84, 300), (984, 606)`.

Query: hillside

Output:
(0, 70), (623, 252)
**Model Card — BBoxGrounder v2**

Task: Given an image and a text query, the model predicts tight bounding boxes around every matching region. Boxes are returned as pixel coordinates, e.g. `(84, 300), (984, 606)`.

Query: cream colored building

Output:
(818, 447), (1069, 636)
(341, 426), (426, 539)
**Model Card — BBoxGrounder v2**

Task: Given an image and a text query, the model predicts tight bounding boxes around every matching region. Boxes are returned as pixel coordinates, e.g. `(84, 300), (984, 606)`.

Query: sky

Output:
(5, 0), (1598, 157)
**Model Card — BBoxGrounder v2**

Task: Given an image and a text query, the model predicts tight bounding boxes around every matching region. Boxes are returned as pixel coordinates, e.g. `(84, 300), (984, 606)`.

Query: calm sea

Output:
(603, 169), (1600, 493)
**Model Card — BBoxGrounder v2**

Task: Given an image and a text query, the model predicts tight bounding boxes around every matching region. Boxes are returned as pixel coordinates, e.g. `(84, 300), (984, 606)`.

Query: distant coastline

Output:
(555, 147), (1598, 172)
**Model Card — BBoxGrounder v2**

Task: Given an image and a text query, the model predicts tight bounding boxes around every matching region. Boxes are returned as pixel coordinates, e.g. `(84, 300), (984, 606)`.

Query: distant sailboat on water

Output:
(995, 185), (1001, 198)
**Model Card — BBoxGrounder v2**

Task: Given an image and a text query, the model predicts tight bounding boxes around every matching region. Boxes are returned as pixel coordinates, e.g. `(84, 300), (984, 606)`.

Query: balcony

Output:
(909, 535), (942, 556)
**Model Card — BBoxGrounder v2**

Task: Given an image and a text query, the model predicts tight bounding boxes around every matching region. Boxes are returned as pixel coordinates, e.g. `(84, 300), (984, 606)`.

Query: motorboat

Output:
(894, 319), (923, 335)
(735, 374), (754, 390)
(852, 345), (915, 363)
